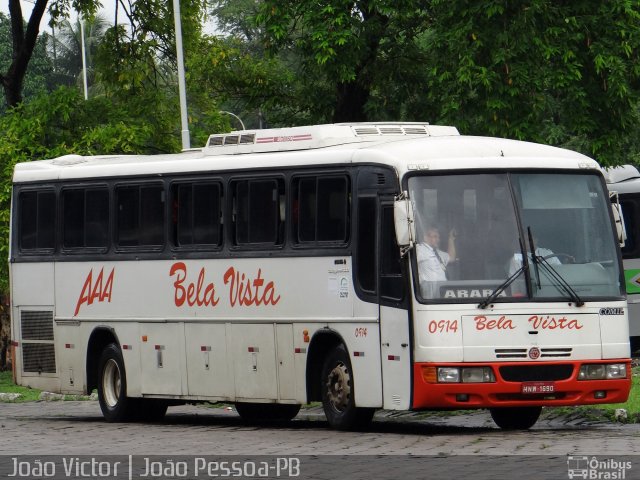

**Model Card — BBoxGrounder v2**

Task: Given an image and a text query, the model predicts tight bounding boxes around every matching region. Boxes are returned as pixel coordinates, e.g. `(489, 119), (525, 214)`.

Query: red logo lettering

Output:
(74, 267), (115, 316)
(474, 315), (515, 331)
(224, 267), (281, 307)
(528, 315), (583, 330)
(169, 262), (220, 308)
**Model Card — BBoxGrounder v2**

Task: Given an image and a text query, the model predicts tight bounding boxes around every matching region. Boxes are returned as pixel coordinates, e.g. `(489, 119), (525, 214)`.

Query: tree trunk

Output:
(1, 0), (48, 108)
(333, 80), (370, 123)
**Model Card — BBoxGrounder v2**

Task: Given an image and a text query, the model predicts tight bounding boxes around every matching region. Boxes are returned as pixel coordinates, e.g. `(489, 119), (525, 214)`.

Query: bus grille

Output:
(499, 364), (574, 382)
(21, 310), (54, 340)
(495, 347), (572, 359)
(20, 310), (56, 374)
(22, 344), (56, 374)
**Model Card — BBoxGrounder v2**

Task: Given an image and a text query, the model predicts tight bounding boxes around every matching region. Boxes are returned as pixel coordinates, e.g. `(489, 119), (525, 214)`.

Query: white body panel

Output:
(12, 257), (385, 407)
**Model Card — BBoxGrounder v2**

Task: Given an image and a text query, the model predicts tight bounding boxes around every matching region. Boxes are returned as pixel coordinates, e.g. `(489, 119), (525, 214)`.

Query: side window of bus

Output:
(18, 189), (56, 252)
(171, 182), (223, 248)
(380, 204), (404, 302)
(231, 178), (285, 247)
(356, 196), (377, 294)
(62, 187), (109, 250)
(115, 184), (165, 248)
(292, 174), (350, 245)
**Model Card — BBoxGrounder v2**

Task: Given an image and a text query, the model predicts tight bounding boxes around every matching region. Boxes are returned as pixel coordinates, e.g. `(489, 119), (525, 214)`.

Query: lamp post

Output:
(79, 14), (88, 100)
(219, 111), (246, 131)
(172, 0), (190, 150)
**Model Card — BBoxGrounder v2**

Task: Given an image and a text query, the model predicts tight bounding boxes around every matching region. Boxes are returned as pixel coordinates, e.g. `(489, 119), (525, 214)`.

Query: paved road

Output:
(0, 401), (638, 479)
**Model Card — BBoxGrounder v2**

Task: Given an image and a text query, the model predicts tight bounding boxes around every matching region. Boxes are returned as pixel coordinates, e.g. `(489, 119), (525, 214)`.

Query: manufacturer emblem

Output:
(528, 347), (541, 360)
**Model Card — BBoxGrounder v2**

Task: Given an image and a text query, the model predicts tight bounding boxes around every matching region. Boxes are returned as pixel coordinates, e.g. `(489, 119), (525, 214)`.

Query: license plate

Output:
(521, 382), (555, 394)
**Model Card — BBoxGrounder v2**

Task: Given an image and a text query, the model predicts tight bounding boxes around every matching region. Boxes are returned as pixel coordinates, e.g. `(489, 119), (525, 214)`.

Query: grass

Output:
(0, 370), (41, 402)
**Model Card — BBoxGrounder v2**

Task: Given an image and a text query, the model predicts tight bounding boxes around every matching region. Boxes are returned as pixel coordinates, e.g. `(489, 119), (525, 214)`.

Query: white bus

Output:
(10, 123), (631, 430)
(605, 164), (640, 353)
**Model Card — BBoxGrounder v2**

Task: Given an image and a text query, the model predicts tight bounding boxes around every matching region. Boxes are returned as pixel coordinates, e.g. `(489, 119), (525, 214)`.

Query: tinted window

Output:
(19, 190), (56, 251)
(173, 182), (222, 248)
(116, 184), (164, 248)
(232, 178), (284, 246)
(356, 196), (377, 293)
(63, 187), (109, 249)
(293, 175), (349, 245)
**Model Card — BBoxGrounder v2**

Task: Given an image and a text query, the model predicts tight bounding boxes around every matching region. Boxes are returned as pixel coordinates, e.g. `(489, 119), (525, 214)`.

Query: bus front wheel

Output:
(97, 343), (136, 422)
(489, 406), (542, 430)
(321, 345), (375, 430)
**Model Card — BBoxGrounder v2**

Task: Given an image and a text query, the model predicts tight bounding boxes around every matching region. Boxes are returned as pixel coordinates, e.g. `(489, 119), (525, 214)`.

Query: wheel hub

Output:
(102, 358), (121, 408)
(325, 362), (351, 412)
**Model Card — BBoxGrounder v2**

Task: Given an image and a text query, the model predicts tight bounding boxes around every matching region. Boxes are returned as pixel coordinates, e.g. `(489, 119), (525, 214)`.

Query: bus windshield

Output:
(409, 172), (623, 303)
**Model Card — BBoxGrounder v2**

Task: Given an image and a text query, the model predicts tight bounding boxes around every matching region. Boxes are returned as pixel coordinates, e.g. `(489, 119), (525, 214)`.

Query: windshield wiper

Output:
(478, 263), (528, 309)
(535, 254), (585, 307)
(527, 227), (541, 290)
(527, 227), (584, 307)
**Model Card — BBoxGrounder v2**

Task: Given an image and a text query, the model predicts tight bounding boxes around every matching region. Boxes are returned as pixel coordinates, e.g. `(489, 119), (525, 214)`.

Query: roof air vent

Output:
(379, 127), (404, 135)
(224, 135), (240, 145)
(240, 134), (256, 144)
(208, 136), (224, 147)
(353, 127), (380, 136)
(403, 126), (429, 135)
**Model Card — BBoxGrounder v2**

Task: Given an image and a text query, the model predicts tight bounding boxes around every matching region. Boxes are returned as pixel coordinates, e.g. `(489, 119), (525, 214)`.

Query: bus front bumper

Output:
(412, 360), (632, 409)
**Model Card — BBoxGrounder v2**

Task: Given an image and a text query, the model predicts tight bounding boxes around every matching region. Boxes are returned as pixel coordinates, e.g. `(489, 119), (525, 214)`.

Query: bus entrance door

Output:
(379, 202), (411, 410)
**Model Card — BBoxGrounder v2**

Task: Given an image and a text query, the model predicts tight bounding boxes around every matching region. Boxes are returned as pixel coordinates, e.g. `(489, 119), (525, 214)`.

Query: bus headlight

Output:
(578, 363), (627, 380)
(605, 364), (627, 379)
(462, 367), (496, 383)
(437, 367), (495, 383)
(437, 367), (460, 383)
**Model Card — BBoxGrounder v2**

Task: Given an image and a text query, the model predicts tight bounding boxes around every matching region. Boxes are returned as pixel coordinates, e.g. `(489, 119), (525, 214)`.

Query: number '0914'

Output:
(428, 320), (458, 333)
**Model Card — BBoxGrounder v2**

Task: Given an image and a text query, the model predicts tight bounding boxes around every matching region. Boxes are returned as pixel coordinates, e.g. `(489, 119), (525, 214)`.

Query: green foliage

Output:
(423, 0), (640, 165)
(0, 86), (186, 292)
(0, 13), (55, 112)
(255, 0), (431, 121)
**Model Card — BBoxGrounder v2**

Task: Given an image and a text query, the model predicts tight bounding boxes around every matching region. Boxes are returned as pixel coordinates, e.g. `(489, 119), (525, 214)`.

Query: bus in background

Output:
(10, 123), (631, 431)
(605, 164), (640, 354)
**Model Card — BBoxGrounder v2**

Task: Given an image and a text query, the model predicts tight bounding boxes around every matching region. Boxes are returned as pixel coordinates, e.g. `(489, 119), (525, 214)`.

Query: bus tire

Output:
(489, 406), (542, 430)
(235, 403), (301, 423)
(321, 344), (375, 430)
(97, 343), (136, 422)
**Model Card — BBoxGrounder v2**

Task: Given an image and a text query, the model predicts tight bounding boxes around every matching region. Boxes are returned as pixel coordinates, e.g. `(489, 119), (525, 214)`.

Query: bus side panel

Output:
(332, 300), (383, 409)
(230, 323), (278, 400)
(55, 323), (85, 394)
(138, 322), (187, 396)
(185, 322), (233, 399)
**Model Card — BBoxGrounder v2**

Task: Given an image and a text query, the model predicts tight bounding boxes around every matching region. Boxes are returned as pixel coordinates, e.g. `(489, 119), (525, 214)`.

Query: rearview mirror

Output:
(610, 191), (626, 247)
(394, 193), (415, 253)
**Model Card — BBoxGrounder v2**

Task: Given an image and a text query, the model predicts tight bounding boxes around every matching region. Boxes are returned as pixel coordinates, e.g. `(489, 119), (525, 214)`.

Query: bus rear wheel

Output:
(489, 406), (542, 430)
(97, 343), (136, 422)
(235, 403), (301, 423)
(321, 345), (375, 430)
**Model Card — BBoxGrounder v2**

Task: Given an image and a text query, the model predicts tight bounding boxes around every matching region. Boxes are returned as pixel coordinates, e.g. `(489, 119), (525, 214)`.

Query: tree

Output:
(256, 0), (431, 122)
(0, 0), (100, 108)
(0, 12), (53, 112)
(423, 0), (640, 165)
(50, 14), (109, 93)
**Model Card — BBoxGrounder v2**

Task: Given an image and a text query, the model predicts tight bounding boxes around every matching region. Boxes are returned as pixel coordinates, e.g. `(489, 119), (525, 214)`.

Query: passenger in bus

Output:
(417, 226), (457, 298)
